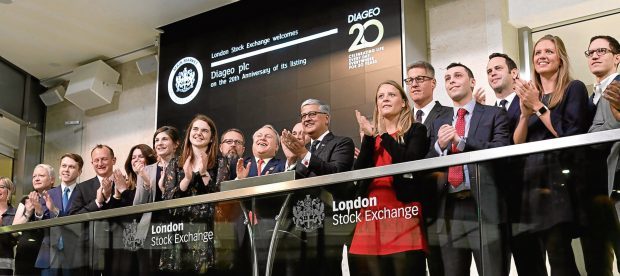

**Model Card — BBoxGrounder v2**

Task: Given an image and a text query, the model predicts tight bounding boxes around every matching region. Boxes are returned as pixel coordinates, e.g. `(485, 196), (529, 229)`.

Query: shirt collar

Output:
(496, 91), (516, 107)
(255, 157), (272, 165)
(453, 99), (476, 117)
(311, 130), (330, 145)
(599, 73), (619, 91)
(414, 101), (436, 117)
(61, 181), (77, 193)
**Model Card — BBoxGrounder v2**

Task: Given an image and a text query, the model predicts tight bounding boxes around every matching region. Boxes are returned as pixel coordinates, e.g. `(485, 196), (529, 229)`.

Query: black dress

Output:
(518, 80), (590, 234)
(0, 205), (16, 276)
(158, 156), (226, 274)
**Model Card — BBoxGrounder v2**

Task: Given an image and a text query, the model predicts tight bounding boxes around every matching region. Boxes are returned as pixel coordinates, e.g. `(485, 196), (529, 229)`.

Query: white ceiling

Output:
(0, 0), (236, 83)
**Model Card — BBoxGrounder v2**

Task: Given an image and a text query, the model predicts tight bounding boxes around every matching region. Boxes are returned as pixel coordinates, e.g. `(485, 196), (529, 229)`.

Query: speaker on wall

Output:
(39, 85), (65, 106)
(64, 60), (122, 111)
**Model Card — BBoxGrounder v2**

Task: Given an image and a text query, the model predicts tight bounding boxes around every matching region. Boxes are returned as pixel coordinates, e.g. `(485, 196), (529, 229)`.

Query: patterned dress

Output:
(158, 156), (229, 273)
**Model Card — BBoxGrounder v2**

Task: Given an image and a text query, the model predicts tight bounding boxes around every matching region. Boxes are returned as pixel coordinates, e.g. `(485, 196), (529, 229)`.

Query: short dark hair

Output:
(153, 126), (181, 150)
(407, 61), (436, 78)
(590, 35), (620, 54)
(221, 128), (245, 144)
(446, 62), (474, 78)
(489, 53), (518, 71)
(60, 153), (84, 170)
(91, 144), (114, 158)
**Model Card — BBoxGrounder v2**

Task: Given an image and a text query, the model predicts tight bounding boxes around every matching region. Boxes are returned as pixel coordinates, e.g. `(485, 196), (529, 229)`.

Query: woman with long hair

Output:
(513, 34), (590, 275)
(159, 114), (226, 274)
(132, 126), (181, 276)
(0, 177), (16, 275)
(349, 80), (430, 275)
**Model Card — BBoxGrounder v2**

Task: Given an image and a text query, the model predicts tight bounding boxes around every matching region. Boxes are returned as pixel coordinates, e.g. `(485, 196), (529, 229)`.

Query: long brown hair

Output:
(124, 144), (157, 189)
(372, 80), (413, 143)
(532, 34), (573, 109)
(179, 114), (218, 170)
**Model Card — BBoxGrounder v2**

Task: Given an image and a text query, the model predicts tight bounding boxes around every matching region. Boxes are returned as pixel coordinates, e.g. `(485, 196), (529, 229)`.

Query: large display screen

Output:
(157, 0), (403, 149)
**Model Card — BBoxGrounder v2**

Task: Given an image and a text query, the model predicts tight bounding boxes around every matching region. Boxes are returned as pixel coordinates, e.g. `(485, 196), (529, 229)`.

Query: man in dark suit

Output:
(427, 63), (510, 276)
(280, 99), (354, 179)
(405, 61), (451, 276)
(406, 61), (452, 135)
(485, 53), (544, 275)
(35, 153), (87, 275)
(279, 99), (354, 276)
(583, 35), (620, 275)
(69, 144), (118, 215)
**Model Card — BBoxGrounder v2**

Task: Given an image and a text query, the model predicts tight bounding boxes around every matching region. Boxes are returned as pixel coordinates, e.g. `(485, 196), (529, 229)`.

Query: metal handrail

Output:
(1, 128), (619, 234)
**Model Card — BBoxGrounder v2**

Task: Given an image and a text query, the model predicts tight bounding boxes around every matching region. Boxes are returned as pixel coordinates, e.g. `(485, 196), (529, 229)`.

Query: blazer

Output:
(35, 185), (84, 269)
(589, 75), (620, 196)
(422, 101), (453, 137)
(134, 163), (159, 241)
(427, 103), (510, 228)
(68, 177), (101, 215)
(243, 156), (285, 177)
(506, 96), (522, 141)
(354, 123), (429, 203)
(295, 132), (355, 178)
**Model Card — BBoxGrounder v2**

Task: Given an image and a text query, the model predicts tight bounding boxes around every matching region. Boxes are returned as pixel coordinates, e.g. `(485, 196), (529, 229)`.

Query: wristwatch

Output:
(535, 105), (549, 117)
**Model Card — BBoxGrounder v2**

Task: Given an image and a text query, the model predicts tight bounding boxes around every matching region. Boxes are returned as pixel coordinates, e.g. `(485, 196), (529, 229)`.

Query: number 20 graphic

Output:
(348, 19), (384, 52)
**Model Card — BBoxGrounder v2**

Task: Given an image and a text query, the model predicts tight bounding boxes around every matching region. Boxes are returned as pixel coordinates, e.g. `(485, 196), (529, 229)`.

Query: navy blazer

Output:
(427, 103), (510, 227)
(295, 132), (355, 179)
(243, 156), (285, 177)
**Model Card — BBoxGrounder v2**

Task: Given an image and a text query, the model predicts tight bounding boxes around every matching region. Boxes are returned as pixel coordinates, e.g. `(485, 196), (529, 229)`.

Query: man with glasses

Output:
(279, 98), (354, 275)
(405, 61), (452, 136)
(406, 61), (451, 276)
(220, 128), (246, 179)
(280, 98), (354, 178)
(583, 35), (620, 276)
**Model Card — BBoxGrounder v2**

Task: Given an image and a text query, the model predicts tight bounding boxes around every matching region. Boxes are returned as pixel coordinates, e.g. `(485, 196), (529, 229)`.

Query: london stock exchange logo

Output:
(293, 195), (325, 232)
(123, 219), (144, 251)
(167, 57), (203, 105)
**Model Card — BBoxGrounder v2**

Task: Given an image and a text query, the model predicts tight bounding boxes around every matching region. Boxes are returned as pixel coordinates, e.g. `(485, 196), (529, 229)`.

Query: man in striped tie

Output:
(426, 63), (510, 276)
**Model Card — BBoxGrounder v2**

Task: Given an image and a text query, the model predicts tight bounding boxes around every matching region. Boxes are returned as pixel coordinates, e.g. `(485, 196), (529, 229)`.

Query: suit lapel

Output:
(468, 104), (484, 138)
(507, 96), (520, 118)
(314, 132), (334, 157)
(50, 188), (62, 214)
(263, 159), (280, 175)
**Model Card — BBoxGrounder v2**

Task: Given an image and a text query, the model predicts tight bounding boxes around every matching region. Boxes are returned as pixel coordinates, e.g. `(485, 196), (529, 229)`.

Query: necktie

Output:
(415, 110), (424, 123)
(593, 83), (602, 105)
(448, 108), (467, 188)
(62, 187), (70, 214)
(310, 140), (320, 154)
(499, 99), (508, 110)
(257, 159), (264, 176)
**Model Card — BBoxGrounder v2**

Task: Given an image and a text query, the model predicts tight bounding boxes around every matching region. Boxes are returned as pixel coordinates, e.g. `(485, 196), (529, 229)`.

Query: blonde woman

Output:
(350, 80), (430, 275)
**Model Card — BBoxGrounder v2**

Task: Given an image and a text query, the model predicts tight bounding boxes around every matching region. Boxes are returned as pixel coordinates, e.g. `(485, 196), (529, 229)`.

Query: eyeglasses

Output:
(404, 76), (433, 85)
(300, 111), (327, 120)
(222, 139), (244, 146)
(584, 48), (616, 58)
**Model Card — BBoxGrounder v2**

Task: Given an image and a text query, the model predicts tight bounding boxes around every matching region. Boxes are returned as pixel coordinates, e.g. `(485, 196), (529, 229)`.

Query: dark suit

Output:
(422, 101), (453, 137)
(427, 102), (510, 276)
(68, 177), (101, 215)
(294, 132), (355, 179)
(244, 156), (286, 177)
(419, 101), (452, 276)
(35, 185), (86, 274)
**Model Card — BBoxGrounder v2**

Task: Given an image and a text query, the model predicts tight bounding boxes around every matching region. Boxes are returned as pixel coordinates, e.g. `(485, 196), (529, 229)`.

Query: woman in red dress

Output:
(350, 80), (430, 275)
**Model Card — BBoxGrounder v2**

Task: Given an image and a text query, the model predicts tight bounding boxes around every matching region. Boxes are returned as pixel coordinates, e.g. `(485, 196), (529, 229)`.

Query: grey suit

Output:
(589, 95), (620, 195)
(134, 163), (159, 243)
